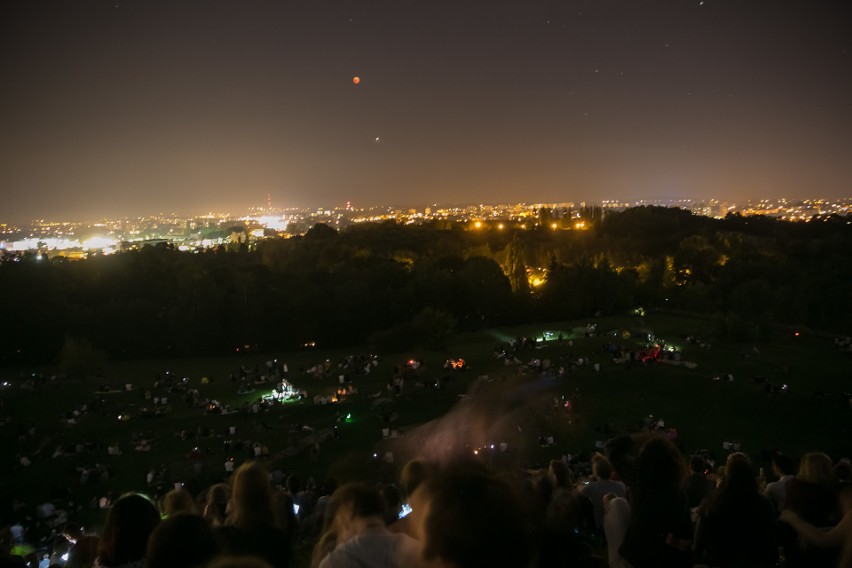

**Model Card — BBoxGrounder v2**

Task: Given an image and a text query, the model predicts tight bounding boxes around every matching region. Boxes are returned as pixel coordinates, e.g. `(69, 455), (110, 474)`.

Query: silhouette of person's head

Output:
(97, 493), (161, 567)
(400, 458), (434, 497)
(771, 453), (795, 477)
(327, 483), (387, 541)
(415, 468), (531, 568)
(798, 452), (837, 488)
(147, 513), (217, 568)
(635, 437), (686, 496)
(161, 488), (197, 517)
(714, 452), (758, 504)
(228, 460), (275, 528)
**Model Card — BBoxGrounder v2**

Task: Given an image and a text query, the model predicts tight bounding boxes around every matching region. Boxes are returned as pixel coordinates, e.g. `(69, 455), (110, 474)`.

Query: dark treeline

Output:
(2, 206), (850, 365)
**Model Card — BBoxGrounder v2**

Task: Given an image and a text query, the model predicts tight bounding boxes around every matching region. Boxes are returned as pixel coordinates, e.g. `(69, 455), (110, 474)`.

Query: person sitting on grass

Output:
(605, 435), (693, 568)
(780, 483), (852, 568)
(693, 452), (777, 568)
(93, 493), (161, 568)
(389, 458), (435, 539)
(216, 461), (291, 568)
(314, 483), (419, 568)
(780, 451), (840, 568)
(413, 466), (532, 568)
(764, 453), (796, 513)
(786, 452), (840, 526)
(581, 453), (627, 531)
(203, 483), (230, 528)
(146, 513), (218, 568)
(160, 488), (197, 518)
(682, 454), (714, 512)
(62, 523), (100, 568)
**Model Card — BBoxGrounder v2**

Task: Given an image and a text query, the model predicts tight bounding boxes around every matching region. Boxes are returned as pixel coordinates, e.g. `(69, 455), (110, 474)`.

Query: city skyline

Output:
(4, 194), (851, 225)
(3, 196), (849, 255)
(2, 0), (851, 222)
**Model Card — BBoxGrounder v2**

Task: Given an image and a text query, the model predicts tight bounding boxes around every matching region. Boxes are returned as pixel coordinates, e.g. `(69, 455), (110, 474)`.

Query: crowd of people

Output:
(2, 435), (850, 568)
(3, 333), (851, 568)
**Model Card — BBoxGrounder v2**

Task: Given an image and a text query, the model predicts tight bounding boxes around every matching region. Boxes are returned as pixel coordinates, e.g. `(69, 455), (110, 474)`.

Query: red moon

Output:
(352, 76), (361, 85)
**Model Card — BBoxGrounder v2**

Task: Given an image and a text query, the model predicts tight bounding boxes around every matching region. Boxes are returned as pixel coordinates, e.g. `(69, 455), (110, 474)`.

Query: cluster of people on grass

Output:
(58, 399), (108, 426)
(684, 336), (712, 350)
(494, 332), (692, 377)
(497, 348), (601, 378)
(303, 354), (379, 382)
(3, 434), (851, 568)
(8, 372), (56, 390)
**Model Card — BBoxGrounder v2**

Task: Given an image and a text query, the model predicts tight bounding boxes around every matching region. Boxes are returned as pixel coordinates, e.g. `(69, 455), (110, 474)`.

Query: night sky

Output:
(2, 0), (851, 222)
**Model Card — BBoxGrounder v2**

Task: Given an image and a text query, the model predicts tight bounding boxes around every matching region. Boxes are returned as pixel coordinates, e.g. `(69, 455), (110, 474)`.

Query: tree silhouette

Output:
(504, 232), (529, 295)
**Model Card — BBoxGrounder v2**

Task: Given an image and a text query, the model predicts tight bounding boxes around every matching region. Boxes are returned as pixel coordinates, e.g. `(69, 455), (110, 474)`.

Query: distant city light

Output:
(527, 267), (547, 288)
(2, 198), (850, 260)
(255, 216), (288, 231)
(82, 236), (118, 250)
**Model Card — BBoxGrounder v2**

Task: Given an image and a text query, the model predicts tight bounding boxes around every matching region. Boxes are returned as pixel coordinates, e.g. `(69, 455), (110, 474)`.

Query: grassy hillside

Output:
(1, 312), (850, 527)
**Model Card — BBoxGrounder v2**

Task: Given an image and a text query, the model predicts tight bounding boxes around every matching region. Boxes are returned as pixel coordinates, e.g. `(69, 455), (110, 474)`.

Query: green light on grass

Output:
(11, 544), (35, 557)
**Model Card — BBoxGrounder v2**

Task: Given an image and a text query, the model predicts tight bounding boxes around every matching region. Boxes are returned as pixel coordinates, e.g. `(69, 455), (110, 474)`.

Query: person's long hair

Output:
(226, 461), (275, 529)
(797, 452), (837, 488)
(309, 490), (343, 568)
(707, 452), (759, 513)
(96, 493), (161, 567)
(634, 437), (686, 498)
(161, 488), (197, 517)
(203, 483), (230, 527)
